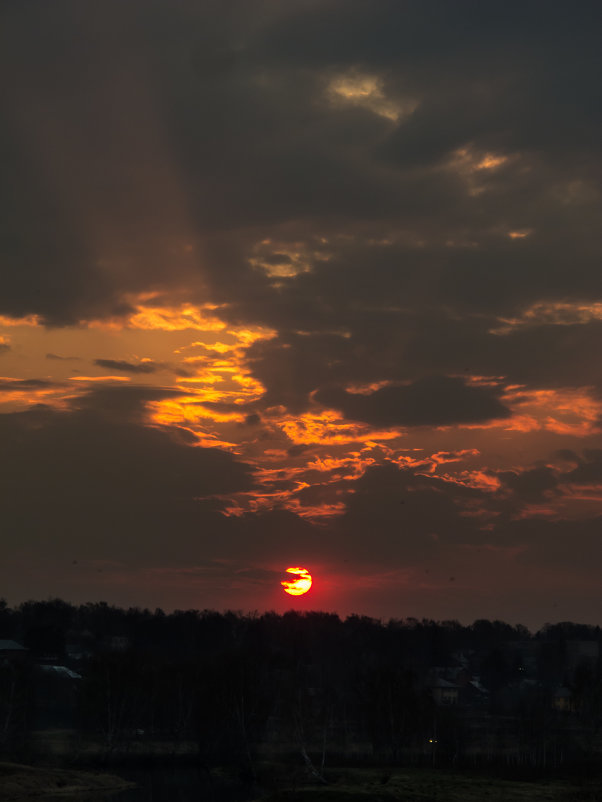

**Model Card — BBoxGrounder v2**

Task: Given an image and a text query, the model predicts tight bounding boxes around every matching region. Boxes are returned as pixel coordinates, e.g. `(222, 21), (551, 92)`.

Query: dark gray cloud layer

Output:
(0, 385), (254, 562)
(2, 0), (601, 335)
(94, 358), (159, 374)
(315, 376), (511, 427)
(1, 381), (602, 623)
(2, 2), (602, 621)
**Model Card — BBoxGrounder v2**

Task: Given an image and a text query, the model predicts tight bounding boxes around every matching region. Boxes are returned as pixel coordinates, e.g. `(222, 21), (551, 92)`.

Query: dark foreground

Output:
(5, 604), (602, 799)
(254, 765), (602, 801)
(0, 761), (134, 800)
(4, 762), (602, 802)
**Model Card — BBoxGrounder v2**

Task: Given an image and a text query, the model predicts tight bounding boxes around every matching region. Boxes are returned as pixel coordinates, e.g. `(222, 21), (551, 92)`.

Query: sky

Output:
(2, 0), (602, 629)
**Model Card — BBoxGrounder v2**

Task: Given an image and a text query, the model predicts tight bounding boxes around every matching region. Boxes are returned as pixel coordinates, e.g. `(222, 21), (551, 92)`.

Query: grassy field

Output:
(0, 762), (134, 800)
(255, 765), (602, 801)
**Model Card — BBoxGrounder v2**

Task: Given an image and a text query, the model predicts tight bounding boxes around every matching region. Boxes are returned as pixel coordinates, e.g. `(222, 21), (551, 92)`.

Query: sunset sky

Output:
(2, 1), (602, 628)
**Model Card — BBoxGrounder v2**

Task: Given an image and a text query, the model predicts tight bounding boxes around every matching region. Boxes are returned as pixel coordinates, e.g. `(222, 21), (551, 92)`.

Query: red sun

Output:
(281, 566), (313, 596)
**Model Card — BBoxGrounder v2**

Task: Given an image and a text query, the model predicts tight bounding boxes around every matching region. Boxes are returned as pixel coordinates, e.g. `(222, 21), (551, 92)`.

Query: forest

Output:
(2, 599), (602, 776)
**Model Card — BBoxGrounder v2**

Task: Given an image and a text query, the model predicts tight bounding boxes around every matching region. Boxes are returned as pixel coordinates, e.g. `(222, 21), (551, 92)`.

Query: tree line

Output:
(2, 599), (602, 772)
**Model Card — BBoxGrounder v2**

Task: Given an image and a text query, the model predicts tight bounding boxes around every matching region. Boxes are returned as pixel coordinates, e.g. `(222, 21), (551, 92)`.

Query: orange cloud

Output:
(475, 153), (508, 170)
(149, 396), (246, 427)
(127, 303), (227, 332)
(492, 300), (602, 333)
(219, 486), (348, 521)
(307, 454), (377, 479)
(449, 147), (514, 196)
(506, 387), (601, 436)
(389, 448), (480, 475)
(0, 314), (40, 327)
(440, 470), (502, 492)
(345, 380), (392, 395)
(464, 386), (601, 436)
(279, 409), (401, 446)
(0, 378), (77, 410)
(327, 71), (412, 122)
(85, 296), (275, 341)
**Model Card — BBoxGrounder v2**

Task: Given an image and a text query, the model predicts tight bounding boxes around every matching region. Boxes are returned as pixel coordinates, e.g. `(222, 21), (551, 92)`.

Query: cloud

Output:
(554, 449), (602, 486)
(0, 384), (255, 563)
(315, 376), (511, 428)
(498, 466), (559, 503)
(1, 0), (599, 336)
(94, 358), (160, 374)
(0, 378), (58, 391)
(2, 1), (602, 625)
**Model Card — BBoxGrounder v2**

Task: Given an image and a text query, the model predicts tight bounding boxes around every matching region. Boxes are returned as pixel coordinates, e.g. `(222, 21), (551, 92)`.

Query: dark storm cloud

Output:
(94, 358), (160, 374)
(560, 449), (602, 484)
(0, 384), (254, 562)
(315, 376), (511, 427)
(226, 455), (602, 574)
(259, 1), (602, 158)
(246, 332), (357, 413)
(326, 463), (486, 565)
(402, 318), (602, 393)
(252, 451), (602, 571)
(246, 311), (602, 415)
(312, 456), (602, 574)
(498, 467), (559, 503)
(3, 0), (602, 619)
(481, 452), (602, 523)
(71, 383), (192, 426)
(1, 0), (600, 337)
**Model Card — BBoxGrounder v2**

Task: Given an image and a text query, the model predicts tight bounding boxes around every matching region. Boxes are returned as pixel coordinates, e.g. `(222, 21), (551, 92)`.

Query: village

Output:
(2, 602), (602, 770)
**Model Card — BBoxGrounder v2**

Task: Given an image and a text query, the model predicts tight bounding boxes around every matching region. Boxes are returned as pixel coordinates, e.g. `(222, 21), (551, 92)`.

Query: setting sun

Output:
(281, 567), (313, 596)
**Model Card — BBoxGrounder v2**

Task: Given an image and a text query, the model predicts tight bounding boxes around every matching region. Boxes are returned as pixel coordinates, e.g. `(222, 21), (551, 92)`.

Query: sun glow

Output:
(281, 566), (313, 596)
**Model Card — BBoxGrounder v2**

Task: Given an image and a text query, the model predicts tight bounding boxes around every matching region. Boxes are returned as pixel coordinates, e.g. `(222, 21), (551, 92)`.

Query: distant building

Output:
(427, 664), (488, 706)
(108, 635), (130, 652)
(39, 665), (82, 680)
(65, 643), (91, 661)
(553, 686), (575, 713)
(35, 663), (81, 729)
(65, 628), (94, 661)
(430, 677), (459, 706)
(0, 639), (28, 665)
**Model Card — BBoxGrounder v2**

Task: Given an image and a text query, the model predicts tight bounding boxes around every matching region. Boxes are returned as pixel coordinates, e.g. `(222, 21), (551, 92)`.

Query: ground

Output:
(254, 765), (601, 802)
(0, 762), (134, 799)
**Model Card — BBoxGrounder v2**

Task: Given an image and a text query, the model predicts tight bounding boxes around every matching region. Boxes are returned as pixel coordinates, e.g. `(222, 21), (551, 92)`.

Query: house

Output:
(39, 665), (82, 680)
(426, 663), (490, 707)
(0, 639), (28, 665)
(553, 686), (575, 712)
(429, 677), (460, 706)
(108, 635), (130, 652)
(35, 664), (81, 729)
(65, 643), (91, 661)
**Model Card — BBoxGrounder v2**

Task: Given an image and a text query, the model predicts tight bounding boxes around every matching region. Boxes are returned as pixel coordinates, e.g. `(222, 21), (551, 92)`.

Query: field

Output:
(0, 762), (134, 800)
(255, 765), (602, 802)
